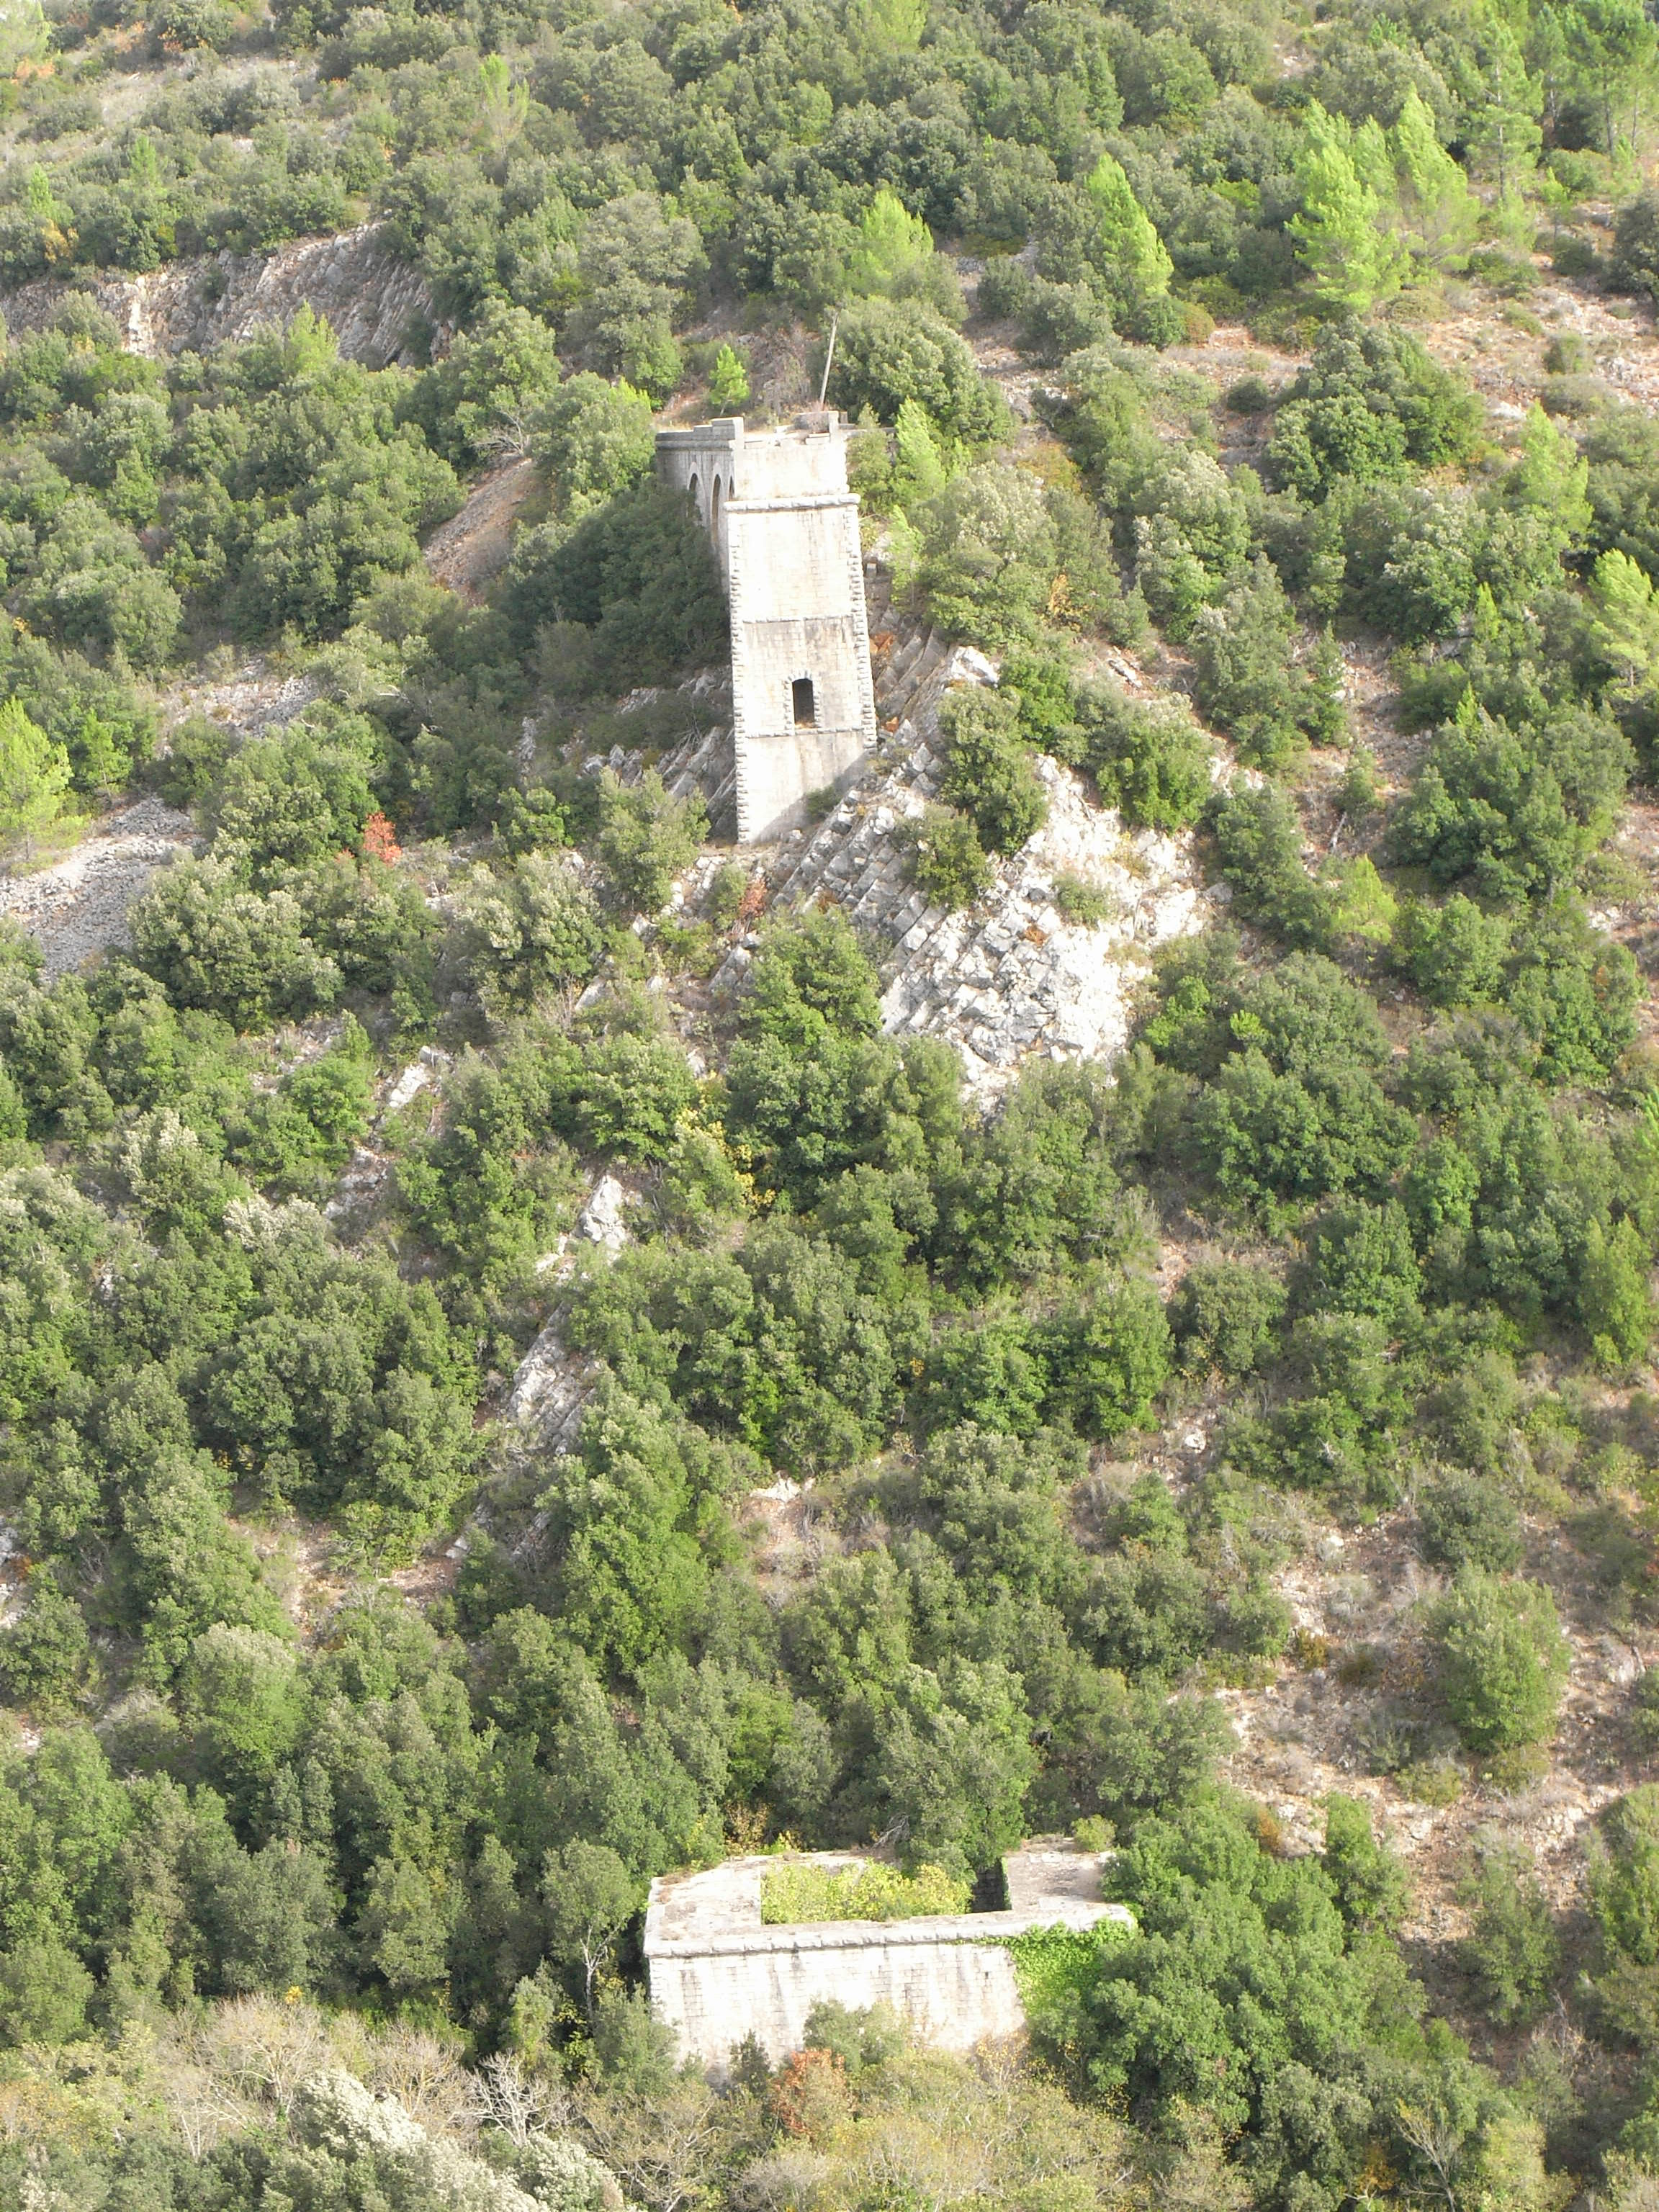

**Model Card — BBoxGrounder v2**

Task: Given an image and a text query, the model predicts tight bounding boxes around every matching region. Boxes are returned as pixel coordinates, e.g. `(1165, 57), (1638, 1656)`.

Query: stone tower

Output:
(656, 411), (878, 844)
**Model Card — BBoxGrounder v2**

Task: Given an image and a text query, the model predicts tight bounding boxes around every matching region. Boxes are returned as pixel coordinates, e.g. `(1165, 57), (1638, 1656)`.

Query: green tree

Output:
(532, 374), (657, 515)
(0, 697), (71, 840)
(1590, 1784), (1659, 1965)
(1323, 1794), (1408, 1931)
(1588, 547), (1659, 685)
(707, 343), (750, 413)
(1434, 1570), (1570, 1753)
(1290, 104), (1406, 313)
(544, 1840), (639, 2024)
(1579, 1213), (1656, 1367)
(595, 770), (707, 914)
(1460, 1842), (1560, 2023)
(938, 685), (1048, 853)
(1390, 88), (1478, 262)
(1083, 153), (1173, 315)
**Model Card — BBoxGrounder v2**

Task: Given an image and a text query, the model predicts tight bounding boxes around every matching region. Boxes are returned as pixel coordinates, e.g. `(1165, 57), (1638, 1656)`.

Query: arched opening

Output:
(711, 475), (722, 529)
(792, 677), (817, 728)
(688, 471), (701, 519)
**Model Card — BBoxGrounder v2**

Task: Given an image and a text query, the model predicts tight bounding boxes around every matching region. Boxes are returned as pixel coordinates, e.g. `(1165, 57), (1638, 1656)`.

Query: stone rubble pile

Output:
(0, 796), (193, 979)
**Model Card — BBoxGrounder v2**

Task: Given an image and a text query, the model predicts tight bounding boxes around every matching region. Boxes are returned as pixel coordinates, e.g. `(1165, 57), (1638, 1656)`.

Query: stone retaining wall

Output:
(644, 1845), (1133, 2073)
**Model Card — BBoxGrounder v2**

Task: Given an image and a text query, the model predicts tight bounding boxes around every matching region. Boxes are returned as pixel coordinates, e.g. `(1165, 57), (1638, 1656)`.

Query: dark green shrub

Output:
(905, 803), (992, 909)
(1169, 1258), (1286, 1377)
(1460, 1843), (1560, 2024)
(1078, 682), (1214, 832)
(938, 686), (1048, 854)
(1417, 1470), (1524, 1574)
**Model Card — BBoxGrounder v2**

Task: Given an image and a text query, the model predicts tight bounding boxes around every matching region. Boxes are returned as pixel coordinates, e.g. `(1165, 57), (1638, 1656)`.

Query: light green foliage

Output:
(0, 696), (70, 837)
(1390, 88), (1478, 261)
(706, 343), (750, 412)
(1579, 1213), (1656, 1366)
(848, 189), (935, 297)
(761, 1858), (971, 1923)
(1588, 547), (1659, 683)
(1434, 1570), (1570, 1753)
(1290, 102), (1406, 313)
(1083, 153), (1173, 309)
(1322, 1794), (1408, 1930)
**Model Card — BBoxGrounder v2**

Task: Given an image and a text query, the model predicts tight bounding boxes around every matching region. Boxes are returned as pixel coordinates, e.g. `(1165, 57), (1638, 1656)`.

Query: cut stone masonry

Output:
(644, 1839), (1133, 2072)
(656, 413), (877, 843)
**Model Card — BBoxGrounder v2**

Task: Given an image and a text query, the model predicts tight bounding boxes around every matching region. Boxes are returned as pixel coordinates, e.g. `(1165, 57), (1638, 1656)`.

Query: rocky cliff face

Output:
(0, 221), (439, 366)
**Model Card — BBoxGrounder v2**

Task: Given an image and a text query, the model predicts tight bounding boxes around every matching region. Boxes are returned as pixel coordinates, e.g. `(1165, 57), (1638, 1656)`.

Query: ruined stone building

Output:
(655, 412), (878, 844)
(644, 1839), (1133, 2072)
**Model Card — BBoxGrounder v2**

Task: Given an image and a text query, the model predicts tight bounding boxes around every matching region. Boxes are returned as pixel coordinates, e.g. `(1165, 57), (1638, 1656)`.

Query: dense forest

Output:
(6, 0), (1659, 2201)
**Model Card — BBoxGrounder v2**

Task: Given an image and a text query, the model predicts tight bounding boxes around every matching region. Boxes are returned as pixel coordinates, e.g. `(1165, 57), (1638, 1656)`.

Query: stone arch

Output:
(711, 475), (722, 529)
(688, 470), (701, 520)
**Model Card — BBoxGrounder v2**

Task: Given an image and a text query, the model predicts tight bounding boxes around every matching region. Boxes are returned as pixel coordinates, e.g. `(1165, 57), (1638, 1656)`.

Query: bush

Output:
(1208, 783), (1331, 949)
(1192, 557), (1310, 770)
(914, 463), (1058, 646)
(1611, 190), (1659, 300)
(502, 480), (727, 687)
(1417, 1470), (1524, 1575)
(1433, 1569), (1570, 1753)
(595, 770), (707, 914)
(1077, 683), (1214, 832)
(938, 685), (1048, 853)
(1170, 1259), (1286, 1377)
(1460, 1843), (1560, 2024)
(1053, 873), (1113, 925)
(1589, 1785), (1659, 1965)
(760, 1859), (971, 1923)
(904, 803), (992, 909)
(129, 855), (339, 1028)
(830, 300), (1008, 443)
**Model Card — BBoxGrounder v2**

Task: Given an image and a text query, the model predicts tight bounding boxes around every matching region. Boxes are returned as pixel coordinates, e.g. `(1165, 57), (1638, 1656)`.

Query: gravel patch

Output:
(0, 798), (194, 978)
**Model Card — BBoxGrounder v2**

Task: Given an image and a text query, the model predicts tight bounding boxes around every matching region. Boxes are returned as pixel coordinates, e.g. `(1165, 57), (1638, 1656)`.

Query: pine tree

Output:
(848, 189), (935, 295)
(1084, 153), (1174, 307)
(1465, 22), (1544, 201)
(1391, 89), (1478, 262)
(1503, 403), (1591, 544)
(0, 697), (71, 840)
(1290, 103), (1405, 314)
(708, 342), (750, 411)
(1588, 548), (1659, 684)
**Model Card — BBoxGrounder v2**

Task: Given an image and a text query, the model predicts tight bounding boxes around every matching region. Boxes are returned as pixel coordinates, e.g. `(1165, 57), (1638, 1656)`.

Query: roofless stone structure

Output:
(644, 1838), (1133, 2073)
(655, 410), (878, 845)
